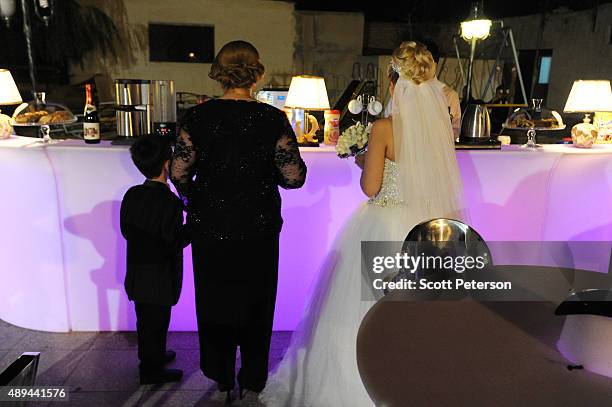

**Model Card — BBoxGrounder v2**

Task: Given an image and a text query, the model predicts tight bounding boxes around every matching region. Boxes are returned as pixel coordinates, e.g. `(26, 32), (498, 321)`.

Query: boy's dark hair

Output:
(129, 136), (172, 179)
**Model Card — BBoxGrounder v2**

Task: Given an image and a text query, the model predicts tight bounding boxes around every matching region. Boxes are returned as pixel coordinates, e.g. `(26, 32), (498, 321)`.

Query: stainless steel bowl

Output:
(399, 218), (492, 286)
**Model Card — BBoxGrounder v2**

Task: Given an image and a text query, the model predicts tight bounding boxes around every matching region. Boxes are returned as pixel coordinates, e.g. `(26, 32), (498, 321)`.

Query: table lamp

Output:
(564, 80), (612, 148)
(0, 69), (22, 139)
(285, 75), (330, 144)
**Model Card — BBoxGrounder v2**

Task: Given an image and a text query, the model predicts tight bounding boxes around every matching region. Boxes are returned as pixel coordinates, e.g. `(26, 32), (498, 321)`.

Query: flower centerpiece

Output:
(335, 122), (371, 158)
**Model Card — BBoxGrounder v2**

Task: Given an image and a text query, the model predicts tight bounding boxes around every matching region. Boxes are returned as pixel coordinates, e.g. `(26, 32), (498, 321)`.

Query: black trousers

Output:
(192, 235), (279, 392)
(134, 302), (171, 372)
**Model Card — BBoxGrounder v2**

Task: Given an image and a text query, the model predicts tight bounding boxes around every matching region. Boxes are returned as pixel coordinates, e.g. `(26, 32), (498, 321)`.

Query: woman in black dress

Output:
(170, 41), (306, 402)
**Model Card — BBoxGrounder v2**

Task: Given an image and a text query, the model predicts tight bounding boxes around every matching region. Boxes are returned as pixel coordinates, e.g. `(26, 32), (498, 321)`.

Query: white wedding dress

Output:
(260, 78), (465, 407)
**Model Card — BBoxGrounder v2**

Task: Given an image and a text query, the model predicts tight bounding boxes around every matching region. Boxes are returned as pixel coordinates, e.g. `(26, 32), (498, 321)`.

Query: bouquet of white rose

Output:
(335, 122), (371, 158)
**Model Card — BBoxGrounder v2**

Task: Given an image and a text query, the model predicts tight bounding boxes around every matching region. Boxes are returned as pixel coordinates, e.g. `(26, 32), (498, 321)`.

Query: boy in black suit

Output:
(120, 136), (187, 385)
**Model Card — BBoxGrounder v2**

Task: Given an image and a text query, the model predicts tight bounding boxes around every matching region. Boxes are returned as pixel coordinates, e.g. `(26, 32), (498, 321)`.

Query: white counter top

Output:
(4, 135), (612, 154)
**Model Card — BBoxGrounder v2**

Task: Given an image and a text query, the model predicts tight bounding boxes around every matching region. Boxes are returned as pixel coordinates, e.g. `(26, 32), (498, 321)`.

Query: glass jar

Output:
(324, 109), (340, 145)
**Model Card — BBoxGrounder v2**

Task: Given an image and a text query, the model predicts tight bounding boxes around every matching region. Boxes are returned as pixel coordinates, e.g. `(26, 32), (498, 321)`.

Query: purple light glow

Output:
(1, 140), (611, 332)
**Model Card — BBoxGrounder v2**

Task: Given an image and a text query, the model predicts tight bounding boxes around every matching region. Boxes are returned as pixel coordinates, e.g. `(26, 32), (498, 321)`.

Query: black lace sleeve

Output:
(170, 129), (196, 206)
(274, 117), (307, 189)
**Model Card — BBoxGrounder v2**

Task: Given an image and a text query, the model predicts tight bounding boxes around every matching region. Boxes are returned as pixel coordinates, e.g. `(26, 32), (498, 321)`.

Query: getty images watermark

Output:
(360, 241), (612, 301)
(370, 251), (511, 291)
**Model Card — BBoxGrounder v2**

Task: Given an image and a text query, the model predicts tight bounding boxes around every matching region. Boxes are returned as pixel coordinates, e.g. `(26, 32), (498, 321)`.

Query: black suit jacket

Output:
(120, 180), (187, 306)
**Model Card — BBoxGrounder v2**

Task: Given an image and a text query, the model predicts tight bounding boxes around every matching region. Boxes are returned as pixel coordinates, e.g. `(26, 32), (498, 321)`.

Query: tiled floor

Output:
(6, 305), (612, 407)
(0, 320), (292, 406)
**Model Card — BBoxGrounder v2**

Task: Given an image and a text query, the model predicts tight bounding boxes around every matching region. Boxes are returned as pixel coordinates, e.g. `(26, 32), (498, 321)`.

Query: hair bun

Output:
(209, 62), (265, 90)
(209, 41), (265, 90)
(391, 41), (436, 84)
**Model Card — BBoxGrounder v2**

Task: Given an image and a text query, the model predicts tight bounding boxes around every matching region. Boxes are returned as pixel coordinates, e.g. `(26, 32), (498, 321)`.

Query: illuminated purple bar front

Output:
(0, 138), (611, 332)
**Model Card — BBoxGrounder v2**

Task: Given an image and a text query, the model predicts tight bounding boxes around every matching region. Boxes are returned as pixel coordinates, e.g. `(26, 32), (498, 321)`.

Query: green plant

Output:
(32, 0), (120, 68)
(17, 0), (145, 74)
(44, 0), (119, 66)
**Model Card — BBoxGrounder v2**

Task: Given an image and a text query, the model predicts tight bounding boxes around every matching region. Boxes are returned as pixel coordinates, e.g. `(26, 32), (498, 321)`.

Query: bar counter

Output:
(1, 137), (611, 332)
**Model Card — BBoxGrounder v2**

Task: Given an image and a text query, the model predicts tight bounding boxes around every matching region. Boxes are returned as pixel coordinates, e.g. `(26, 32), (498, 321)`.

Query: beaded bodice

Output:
(368, 158), (402, 207)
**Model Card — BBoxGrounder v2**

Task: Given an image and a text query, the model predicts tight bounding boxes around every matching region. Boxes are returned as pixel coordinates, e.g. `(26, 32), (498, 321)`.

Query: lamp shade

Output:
(0, 69), (22, 105)
(460, 1), (492, 40)
(285, 75), (330, 110)
(564, 80), (612, 113)
(461, 19), (492, 40)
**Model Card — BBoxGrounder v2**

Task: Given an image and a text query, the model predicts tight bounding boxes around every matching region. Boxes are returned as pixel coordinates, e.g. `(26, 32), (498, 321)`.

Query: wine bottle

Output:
(83, 84), (100, 144)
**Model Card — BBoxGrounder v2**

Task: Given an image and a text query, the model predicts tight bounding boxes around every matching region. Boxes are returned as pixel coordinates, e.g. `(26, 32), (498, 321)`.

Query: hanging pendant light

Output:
(460, 1), (493, 104)
(461, 1), (492, 41)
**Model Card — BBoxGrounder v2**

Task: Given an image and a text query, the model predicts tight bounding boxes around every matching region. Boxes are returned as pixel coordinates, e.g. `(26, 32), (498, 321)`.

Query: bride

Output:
(260, 41), (465, 406)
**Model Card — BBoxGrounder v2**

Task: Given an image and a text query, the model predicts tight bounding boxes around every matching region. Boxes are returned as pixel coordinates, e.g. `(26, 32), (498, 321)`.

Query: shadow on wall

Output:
(458, 153), (552, 240)
(274, 154), (356, 329)
(64, 200), (135, 331)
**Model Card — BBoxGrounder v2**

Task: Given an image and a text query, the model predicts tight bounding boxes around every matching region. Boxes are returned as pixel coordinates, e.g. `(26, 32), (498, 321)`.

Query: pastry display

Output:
(12, 92), (76, 127)
(499, 99), (566, 148)
(503, 99), (565, 131)
(504, 113), (564, 130)
(14, 109), (76, 125)
(38, 111), (75, 124)
(14, 110), (49, 124)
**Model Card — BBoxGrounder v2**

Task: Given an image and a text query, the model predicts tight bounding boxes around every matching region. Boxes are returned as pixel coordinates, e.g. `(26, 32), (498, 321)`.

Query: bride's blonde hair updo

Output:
(391, 41), (436, 84)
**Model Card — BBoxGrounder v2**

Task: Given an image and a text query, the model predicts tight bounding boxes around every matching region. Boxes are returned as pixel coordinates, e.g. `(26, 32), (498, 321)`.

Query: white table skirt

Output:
(1, 137), (611, 332)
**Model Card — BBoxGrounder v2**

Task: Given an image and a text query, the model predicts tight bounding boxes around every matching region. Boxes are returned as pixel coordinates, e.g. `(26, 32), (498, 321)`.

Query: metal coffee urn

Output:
(115, 79), (152, 139)
(457, 103), (500, 149)
(151, 80), (177, 138)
